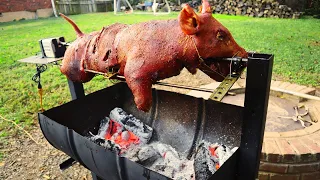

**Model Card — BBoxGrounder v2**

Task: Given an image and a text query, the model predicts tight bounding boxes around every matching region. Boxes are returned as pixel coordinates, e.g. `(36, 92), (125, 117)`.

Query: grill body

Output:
(39, 53), (273, 180)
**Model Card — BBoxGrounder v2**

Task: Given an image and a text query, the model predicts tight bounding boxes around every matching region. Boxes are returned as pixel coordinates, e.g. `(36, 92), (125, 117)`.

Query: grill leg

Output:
(67, 79), (85, 100)
(236, 55), (273, 179)
(91, 172), (104, 180)
(67, 80), (101, 179)
(59, 158), (75, 171)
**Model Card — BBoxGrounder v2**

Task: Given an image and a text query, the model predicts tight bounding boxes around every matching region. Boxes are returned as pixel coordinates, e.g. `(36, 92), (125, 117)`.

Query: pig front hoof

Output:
(134, 97), (152, 112)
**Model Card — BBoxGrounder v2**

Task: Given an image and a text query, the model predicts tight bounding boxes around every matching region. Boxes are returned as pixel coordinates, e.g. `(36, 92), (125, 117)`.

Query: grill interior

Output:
(39, 82), (244, 179)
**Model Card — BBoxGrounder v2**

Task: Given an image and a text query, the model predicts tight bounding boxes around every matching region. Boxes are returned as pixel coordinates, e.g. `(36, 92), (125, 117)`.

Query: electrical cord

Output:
(32, 64), (47, 112)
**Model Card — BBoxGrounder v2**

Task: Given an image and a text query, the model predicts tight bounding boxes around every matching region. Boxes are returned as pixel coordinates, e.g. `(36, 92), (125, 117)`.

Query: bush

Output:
(305, 0), (320, 16)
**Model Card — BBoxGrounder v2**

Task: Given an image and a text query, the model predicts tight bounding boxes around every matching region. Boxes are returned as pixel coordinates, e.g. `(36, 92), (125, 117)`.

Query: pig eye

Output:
(216, 31), (226, 41)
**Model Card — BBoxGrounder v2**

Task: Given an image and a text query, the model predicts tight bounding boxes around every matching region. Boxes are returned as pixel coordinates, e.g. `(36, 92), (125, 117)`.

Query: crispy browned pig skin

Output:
(60, 14), (128, 82)
(60, 0), (247, 112)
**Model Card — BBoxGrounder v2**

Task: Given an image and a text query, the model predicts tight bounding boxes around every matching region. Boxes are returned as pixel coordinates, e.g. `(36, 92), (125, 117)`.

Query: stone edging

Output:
(264, 123), (320, 138)
(259, 81), (320, 180)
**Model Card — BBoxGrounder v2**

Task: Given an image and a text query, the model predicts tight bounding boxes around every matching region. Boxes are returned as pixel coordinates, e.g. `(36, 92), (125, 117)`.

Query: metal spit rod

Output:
(219, 57), (248, 62)
(84, 57), (247, 96)
(84, 70), (219, 93)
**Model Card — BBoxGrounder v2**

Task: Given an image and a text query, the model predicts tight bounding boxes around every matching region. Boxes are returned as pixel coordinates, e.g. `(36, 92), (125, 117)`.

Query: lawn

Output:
(0, 13), (319, 160)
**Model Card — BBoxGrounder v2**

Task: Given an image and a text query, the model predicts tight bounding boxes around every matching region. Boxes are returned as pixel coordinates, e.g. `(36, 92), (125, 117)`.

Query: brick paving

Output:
(260, 81), (320, 180)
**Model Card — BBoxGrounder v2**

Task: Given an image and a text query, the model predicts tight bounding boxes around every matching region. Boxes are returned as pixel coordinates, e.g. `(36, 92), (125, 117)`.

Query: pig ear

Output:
(201, 0), (212, 13)
(179, 5), (200, 35)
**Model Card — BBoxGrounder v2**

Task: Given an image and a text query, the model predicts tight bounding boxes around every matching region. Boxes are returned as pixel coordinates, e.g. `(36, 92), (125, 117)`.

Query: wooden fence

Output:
(56, 0), (113, 15)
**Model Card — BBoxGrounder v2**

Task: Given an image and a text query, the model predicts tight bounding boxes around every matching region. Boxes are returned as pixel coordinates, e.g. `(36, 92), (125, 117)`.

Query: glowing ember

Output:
(194, 141), (236, 180)
(104, 119), (140, 149)
(110, 108), (153, 144)
(209, 145), (220, 170)
(89, 108), (153, 153)
(209, 146), (217, 157)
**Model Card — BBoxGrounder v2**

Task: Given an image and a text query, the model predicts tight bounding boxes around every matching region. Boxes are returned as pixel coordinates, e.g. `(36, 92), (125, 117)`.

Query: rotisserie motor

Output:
(60, 0), (248, 111)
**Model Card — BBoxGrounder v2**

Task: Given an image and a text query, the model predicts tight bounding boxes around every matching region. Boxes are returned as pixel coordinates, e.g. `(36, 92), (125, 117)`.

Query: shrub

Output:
(305, 0), (320, 16)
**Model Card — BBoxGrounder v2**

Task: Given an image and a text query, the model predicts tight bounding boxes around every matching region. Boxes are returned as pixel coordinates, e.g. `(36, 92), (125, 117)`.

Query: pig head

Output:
(60, 0), (247, 112)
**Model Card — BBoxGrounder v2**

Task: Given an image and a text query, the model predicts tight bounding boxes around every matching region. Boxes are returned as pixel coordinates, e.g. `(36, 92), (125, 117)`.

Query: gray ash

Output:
(137, 146), (161, 166)
(89, 108), (237, 180)
(123, 142), (194, 180)
(96, 117), (110, 139)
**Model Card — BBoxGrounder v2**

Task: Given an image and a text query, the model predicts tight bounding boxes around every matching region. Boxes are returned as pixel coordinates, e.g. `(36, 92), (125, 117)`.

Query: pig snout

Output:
(234, 46), (248, 59)
(205, 46), (248, 82)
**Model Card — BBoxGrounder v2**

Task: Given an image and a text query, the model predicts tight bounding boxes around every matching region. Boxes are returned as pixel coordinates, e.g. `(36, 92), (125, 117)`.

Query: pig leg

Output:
(185, 65), (197, 75)
(124, 61), (153, 112)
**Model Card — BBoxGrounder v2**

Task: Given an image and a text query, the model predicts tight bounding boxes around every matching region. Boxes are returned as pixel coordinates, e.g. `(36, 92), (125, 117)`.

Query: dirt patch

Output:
(0, 126), (92, 180)
(316, 87), (320, 97)
(309, 40), (320, 47)
(154, 68), (214, 94)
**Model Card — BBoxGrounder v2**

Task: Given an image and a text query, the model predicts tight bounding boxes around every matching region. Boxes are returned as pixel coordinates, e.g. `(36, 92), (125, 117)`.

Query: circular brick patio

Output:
(258, 81), (320, 180)
(260, 124), (320, 180)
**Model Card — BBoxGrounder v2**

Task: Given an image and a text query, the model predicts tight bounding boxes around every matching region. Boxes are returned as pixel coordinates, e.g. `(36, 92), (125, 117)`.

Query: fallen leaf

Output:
(43, 175), (50, 179)
(0, 162), (5, 167)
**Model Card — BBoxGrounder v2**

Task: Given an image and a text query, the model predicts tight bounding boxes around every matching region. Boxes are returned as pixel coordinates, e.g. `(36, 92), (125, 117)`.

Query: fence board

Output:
(57, 0), (112, 15)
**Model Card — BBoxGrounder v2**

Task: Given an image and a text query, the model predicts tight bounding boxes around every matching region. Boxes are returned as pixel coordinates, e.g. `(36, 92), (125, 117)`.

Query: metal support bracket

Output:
(210, 59), (246, 102)
(209, 72), (243, 101)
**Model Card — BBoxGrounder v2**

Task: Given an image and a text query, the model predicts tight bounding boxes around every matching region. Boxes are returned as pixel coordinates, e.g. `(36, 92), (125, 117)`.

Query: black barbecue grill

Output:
(37, 53), (273, 180)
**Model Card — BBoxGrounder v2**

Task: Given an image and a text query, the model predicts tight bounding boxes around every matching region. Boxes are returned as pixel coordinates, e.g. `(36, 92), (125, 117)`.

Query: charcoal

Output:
(92, 138), (106, 145)
(152, 143), (182, 172)
(174, 160), (195, 180)
(154, 165), (176, 178)
(110, 132), (120, 141)
(109, 107), (128, 123)
(123, 146), (140, 162)
(152, 159), (193, 179)
(176, 174), (194, 180)
(215, 145), (234, 166)
(148, 142), (194, 180)
(153, 143), (180, 159)
(154, 164), (167, 171)
(137, 146), (160, 166)
(194, 142), (216, 180)
(194, 141), (236, 180)
(121, 131), (130, 141)
(89, 117), (110, 141)
(110, 108), (153, 143)
(96, 117), (110, 138)
(101, 140), (121, 153)
(90, 138), (121, 153)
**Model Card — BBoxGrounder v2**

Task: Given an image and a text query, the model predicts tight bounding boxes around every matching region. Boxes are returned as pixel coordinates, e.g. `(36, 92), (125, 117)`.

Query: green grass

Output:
(0, 13), (319, 143)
